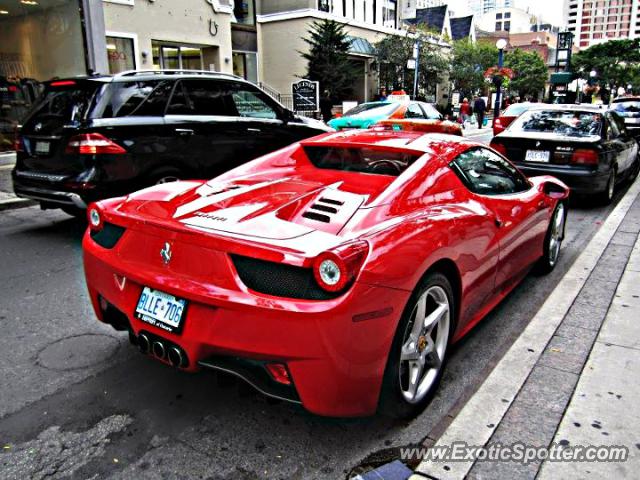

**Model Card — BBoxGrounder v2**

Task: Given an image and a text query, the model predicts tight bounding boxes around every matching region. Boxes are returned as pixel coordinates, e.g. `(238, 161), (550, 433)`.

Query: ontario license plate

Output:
(35, 141), (50, 155)
(135, 287), (186, 333)
(525, 150), (550, 162)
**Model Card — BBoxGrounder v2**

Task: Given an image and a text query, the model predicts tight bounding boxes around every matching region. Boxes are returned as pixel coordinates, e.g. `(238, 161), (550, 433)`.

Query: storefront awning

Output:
(347, 36), (376, 57)
(550, 72), (574, 84)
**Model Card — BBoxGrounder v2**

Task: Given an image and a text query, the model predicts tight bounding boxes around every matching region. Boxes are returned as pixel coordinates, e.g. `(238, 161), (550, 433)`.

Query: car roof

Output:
(45, 70), (248, 85)
(612, 96), (640, 103)
(525, 103), (606, 113)
(301, 128), (477, 156)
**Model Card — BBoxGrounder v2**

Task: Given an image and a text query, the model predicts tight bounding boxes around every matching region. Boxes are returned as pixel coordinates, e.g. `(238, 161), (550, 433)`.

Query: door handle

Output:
(247, 128), (262, 133)
(494, 217), (504, 228)
(175, 129), (194, 136)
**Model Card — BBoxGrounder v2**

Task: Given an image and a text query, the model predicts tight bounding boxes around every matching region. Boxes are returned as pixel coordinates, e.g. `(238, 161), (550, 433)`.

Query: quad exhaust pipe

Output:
(136, 333), (187, 368)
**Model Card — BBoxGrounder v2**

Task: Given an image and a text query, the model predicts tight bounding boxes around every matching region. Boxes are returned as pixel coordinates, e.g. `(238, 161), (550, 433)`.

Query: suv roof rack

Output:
(115, 69), (244, 80)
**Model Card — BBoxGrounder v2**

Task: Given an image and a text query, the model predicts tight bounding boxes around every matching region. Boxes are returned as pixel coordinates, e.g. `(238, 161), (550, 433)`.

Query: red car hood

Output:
(114, 172), (392, 241)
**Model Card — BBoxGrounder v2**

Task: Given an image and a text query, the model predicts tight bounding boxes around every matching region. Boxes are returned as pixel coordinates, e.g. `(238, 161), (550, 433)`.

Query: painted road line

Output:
(415, 178), (640, 479)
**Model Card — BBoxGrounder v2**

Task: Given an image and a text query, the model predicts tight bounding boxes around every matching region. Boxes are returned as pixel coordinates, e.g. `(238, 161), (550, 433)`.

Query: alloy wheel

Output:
(548, 203), (565, 267)
(399, 285), (450, 404)
(156, 176), (180, 185)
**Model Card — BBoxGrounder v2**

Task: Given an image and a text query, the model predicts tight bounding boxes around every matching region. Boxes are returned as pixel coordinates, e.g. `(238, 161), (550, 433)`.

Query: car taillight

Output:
(313, 241), (369, 293)
(490, 141), (508, 157)
(571, 149), (599, 165)
(13, 127), (23, 152)
(66, 133), (127, 155)
(87, 203), (104, 232)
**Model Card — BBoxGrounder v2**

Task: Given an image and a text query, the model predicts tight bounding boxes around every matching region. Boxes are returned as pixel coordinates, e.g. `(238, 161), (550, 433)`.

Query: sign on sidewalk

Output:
(292, 79), (319, 112)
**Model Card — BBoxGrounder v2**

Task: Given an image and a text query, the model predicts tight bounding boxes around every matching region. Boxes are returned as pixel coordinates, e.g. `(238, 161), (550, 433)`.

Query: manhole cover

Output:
(37, 334), (120, 371)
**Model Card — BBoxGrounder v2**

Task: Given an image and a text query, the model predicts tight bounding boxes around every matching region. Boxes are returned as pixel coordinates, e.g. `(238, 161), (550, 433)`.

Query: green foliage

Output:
(374, 32), (449, 98)
(448, 39), (498, 98)
(301, 20), (358, 101)
(573, 39), (640, 88)
(504, 48), (548, 98)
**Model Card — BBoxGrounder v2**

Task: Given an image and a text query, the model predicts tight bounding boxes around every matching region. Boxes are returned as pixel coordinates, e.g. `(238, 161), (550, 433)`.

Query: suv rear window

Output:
(23, 82), (99, 133)
(304, 146), (419, 176)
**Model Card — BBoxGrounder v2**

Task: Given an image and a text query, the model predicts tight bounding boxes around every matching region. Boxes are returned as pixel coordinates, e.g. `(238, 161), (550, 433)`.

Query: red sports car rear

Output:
(83, 129), (569, 417)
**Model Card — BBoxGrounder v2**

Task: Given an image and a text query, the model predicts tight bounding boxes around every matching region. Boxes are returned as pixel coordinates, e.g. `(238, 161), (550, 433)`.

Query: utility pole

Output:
(413, 40), (421, 100)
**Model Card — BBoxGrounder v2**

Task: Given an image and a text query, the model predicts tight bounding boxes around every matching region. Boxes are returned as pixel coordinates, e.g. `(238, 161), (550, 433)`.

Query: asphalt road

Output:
(0, 136), (631, 479)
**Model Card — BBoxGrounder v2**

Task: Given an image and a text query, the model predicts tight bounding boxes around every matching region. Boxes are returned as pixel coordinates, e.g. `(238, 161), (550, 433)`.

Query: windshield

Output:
(611, 101), (640, 117)
(509, 110), (602, 137)
(502, 103), (531, 117)
(343, 102), (399, 119)
(304, 146), (419, 176)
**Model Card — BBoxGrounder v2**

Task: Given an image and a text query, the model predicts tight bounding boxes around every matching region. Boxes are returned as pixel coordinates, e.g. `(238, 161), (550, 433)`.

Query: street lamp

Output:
(493, 38), (508, 127)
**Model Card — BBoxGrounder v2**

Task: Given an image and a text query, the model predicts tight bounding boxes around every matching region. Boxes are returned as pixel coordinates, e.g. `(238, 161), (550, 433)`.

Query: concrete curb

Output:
(415, 179), (640, 479)
(0, 198), (36, 212)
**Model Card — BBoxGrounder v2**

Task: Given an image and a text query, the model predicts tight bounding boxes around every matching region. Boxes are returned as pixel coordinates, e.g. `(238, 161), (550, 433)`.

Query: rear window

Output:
(344, 102), (399, 118)
(24, 82), (99, 129)
(304, 146), (420, 176)
(502, 103), (530, 116)
(612, 101), (640, 117)
(509, 110), (602, 138)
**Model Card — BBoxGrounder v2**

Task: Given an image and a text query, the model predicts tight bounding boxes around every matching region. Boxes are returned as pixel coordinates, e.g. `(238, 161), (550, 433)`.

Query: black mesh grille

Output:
(90, 222), (126, 249)
(230, 254), (341, 300)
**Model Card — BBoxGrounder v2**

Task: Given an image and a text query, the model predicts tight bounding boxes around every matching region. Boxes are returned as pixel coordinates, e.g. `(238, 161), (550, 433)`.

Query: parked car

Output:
(0, 76), (42, 152)
(373, 118), (463, 136)
(328, 100), (443, 130)
(83, 127), (569, 418)
(493, 102), (534, 136)
(611, 96), (640, 137)
(12, 70), (332, 216)
(490, 105), (639, 204)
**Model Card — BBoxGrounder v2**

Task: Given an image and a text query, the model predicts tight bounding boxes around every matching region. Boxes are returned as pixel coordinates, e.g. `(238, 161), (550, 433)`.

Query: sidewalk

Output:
(410, 179), (640, 479)
(0, 152), (34, 211)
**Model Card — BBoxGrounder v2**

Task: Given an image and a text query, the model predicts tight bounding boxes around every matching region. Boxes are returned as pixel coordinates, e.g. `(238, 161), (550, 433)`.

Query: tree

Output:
(504, 48), (548, 98)
(572, 39), (640, 90)
(374, 32), (449, 99)
(448, 39), (498, 98)
(301, 20), (358, 101)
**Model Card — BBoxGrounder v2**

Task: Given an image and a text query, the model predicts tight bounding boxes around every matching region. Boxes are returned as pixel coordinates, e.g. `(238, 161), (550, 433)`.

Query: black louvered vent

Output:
(300, 197), (342, 223)
(230, 255), (342, 300)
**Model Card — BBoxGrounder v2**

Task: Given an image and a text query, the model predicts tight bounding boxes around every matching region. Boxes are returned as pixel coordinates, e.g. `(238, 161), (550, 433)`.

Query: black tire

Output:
(535, 201), (567, 275)
(379, 271), (456, 419)
(599, 167), (616, 205)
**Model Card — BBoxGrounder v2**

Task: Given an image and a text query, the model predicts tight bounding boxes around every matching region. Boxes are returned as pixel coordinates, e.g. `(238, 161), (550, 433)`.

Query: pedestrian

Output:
(473, 95), (486, 129)
(320, 90), (333, 123)
(375, 87), (388, 101)
(459, 98), (471, 127)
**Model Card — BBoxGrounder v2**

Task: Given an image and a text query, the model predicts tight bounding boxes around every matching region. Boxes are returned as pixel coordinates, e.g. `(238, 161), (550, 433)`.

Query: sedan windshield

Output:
(509, 110), (602, 137)
(304, 146), (419, 176)
(343, 102), (399, 119)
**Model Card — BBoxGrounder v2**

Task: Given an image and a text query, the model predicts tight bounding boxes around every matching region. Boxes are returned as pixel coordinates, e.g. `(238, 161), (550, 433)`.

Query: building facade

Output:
(476, 7), (536, 33)
(468, 0), (513, 16)
(565, 0), (640, 49)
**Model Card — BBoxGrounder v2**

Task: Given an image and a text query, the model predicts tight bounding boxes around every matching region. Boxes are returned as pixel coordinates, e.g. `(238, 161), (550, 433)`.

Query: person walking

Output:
(473, 95), (486, 129)
(319, 90), (333, 123)
(459, 98), (471, 127)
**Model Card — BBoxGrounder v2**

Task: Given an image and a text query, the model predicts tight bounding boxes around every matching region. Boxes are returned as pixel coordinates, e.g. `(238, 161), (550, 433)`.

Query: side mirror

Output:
(282, 109), (296, 123)
(542, 181), (567, 199)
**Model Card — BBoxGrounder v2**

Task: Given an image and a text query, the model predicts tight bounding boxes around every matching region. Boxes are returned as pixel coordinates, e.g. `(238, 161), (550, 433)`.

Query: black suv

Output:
(12, 70), (332, 215)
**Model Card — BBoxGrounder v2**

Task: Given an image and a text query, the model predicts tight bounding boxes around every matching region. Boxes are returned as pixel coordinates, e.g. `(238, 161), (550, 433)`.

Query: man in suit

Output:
(473, 95), (487, 129)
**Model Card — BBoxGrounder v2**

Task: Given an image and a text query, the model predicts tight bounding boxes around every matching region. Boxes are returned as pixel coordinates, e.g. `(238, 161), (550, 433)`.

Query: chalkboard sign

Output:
(292, 79), (319, 112)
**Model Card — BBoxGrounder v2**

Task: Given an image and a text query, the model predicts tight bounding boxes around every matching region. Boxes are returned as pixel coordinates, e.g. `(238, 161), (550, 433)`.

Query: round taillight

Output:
(313, 253), (347, 292)
(88, 207), (102, 230)
(318, 259), (341, 286)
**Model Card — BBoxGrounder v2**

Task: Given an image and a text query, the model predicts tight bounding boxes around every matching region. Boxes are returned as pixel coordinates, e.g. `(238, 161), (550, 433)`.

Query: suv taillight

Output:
(66, 133), (127, 155)
(14, 127), (23, 152)
(571, 149), (599, 165)
(490, 141), (507, 157)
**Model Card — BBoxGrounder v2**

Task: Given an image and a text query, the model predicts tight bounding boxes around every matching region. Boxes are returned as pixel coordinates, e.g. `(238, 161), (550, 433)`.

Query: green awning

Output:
(550, 72), (574, 84)
(347, 36), (376, 56)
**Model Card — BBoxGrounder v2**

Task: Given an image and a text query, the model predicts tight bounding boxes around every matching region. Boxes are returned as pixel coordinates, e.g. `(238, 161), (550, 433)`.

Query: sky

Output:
(447, 0), (566, 26)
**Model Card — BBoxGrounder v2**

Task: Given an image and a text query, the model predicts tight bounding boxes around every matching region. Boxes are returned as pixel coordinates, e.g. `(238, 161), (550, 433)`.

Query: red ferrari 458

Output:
(83, 129), (569, 418)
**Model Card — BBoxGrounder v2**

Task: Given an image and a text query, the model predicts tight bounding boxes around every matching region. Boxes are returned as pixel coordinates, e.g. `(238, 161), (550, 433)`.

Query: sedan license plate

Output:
(135, 287), (186, 333)
(525, 150), (550, 162)
(35, 141), (50, 155)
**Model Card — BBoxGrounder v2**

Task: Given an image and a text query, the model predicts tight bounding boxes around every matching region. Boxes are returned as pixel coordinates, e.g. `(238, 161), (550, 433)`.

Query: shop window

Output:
(232, 52), (257, 83)
(106, 35), (137, 74)
(234, 0), (255, 26)
(152, 41), (203, 70)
